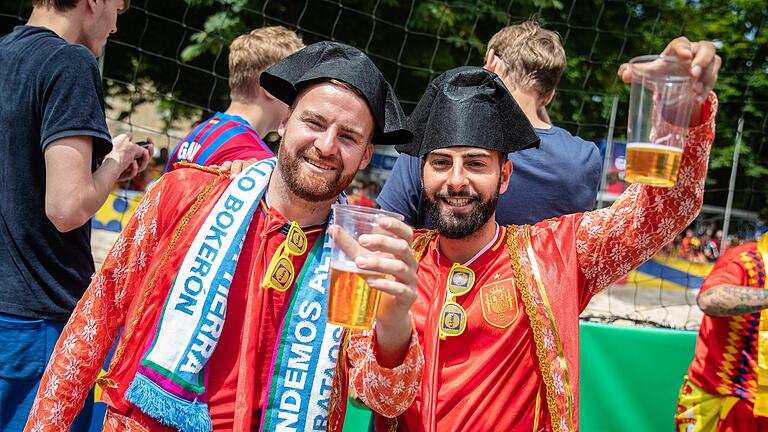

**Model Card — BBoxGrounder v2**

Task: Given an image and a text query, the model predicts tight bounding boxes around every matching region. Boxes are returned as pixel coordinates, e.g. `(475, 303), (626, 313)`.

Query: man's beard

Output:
(277, 138), (355, 202)
(424, 184), (500, 239)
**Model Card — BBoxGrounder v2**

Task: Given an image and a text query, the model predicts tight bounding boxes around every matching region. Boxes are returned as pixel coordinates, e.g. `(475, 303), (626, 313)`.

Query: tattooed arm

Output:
(697, 284), (768, 317)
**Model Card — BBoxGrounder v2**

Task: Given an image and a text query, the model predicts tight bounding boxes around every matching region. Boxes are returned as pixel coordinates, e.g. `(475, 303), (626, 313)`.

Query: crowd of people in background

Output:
(661, 227), (758, 262)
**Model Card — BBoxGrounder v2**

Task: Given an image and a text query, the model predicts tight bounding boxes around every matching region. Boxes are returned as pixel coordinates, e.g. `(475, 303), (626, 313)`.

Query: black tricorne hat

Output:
(260, 41), (411, 145)
(396, 66), (540, 157)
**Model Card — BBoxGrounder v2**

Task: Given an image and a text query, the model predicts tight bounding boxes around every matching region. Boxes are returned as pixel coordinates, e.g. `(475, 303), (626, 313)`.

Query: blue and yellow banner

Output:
(93, 190), (145, 232)
(628, 256), (714, 290)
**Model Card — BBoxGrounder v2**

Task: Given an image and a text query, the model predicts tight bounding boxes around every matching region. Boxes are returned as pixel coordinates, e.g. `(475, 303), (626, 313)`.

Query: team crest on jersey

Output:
(480, 278), (518, 328)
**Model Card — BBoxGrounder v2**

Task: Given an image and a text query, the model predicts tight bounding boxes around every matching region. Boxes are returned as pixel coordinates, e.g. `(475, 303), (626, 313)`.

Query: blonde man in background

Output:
(166, 26), (304, 171)
(484, 21), (565, 129)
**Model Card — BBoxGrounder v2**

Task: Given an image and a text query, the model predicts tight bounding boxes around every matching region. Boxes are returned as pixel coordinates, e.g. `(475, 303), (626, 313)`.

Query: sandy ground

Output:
(93, 229), (704, 330)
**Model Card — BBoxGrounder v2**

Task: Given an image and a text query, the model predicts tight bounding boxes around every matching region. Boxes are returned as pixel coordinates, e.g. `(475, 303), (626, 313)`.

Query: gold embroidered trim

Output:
(96, 375), (117, 390)
(506, 225), (562, 432)
(327, 328), (352, 431)
(412, 230), (437, 262)
(95, 376), (117, 390)
(175, 160), (228, 176)
(103, 175), (225, 382)
(524, 227), (575, 432)
(533, 381), (542, 432)
(387, 416), (399, 432)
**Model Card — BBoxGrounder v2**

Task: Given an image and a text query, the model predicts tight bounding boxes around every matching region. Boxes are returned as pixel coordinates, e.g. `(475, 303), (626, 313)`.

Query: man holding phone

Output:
(0, 0), (152, 429)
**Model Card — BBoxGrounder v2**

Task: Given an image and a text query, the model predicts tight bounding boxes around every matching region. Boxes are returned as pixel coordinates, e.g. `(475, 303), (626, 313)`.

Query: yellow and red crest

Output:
(480, 278), (518, 328)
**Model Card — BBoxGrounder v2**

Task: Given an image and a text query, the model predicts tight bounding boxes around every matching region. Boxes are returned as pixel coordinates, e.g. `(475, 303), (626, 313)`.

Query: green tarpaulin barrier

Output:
(343, 321), (699, 432)
(344, 400), (372, 431)
(580, 322), (697, 432)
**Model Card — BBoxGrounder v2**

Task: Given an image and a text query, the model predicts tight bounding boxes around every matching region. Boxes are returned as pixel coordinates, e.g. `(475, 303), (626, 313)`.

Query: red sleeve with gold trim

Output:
(347, 317), (424, 418)
(576, 93), (718, 301)
(24, 183), (163, 432)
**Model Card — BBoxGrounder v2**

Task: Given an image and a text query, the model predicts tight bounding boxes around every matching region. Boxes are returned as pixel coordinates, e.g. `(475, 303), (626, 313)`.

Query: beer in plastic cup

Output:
(625, 55), (694, 187)
(328, 204), (404, 329)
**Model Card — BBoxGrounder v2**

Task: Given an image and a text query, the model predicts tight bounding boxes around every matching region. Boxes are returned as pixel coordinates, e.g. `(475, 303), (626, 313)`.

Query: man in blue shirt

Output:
(377, 21), (602, 227)
(0, 0), (151, 429)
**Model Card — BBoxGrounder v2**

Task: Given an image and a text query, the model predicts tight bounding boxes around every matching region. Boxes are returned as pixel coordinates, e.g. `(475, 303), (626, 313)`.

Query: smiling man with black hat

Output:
(377, 55), (719, 431)
(26, 41), (423, 432)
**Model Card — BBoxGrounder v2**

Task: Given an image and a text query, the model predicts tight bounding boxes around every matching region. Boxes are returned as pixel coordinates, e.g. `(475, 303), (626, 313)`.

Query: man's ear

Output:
(277, 114), (289, 138)
(86, 0), (99, 12)
(483, 49), (496, 73)
(542, 90), (555, 107)
(498, 158), (513, 194)
(357, 143), (375, 170)
(262, 87), (278, 101)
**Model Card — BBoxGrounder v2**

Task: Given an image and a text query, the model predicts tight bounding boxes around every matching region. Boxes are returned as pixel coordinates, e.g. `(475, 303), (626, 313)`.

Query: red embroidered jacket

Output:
(25, 166), (423, 432)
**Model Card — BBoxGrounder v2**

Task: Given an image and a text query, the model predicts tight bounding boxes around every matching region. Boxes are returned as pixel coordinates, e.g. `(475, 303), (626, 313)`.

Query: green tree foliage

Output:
(1, 0), (765, 217)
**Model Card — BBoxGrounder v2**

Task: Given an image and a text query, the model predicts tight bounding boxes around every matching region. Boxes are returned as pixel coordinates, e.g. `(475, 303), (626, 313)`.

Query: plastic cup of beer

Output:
(327, 204), (404, 329)
(625, 55), (694, 187)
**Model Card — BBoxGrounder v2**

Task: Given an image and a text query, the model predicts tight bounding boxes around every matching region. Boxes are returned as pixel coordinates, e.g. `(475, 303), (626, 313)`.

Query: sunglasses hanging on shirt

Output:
(439, 263), (475, 339)
(262, 222), (308, 292)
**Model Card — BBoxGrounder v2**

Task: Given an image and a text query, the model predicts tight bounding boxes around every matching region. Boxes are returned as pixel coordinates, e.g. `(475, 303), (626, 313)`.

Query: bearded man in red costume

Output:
(377, 37), (720, 432)
(25, 41), (423, 432)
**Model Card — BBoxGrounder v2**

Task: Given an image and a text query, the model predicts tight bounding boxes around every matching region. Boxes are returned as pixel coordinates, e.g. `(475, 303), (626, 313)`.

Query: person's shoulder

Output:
(541, 126), (598, 150)
(3, 27), (91, 71)
(27, 43), (98, 86)
(155, 163), (229, 195)
(528, 213), (577, 232)
(13, 26), (95, 63)
(720, 242), (758, 261)
(163, 162), (227, 183)
(48, 43), (98, 69)
(541, 126), (601, 166)
(516, 126), (599, 165)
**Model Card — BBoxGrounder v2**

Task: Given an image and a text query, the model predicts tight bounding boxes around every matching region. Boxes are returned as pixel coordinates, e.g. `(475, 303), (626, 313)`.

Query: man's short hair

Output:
(486, 21), (566, 99)
(229, 26), (304, 102)
(32, 0), (130, 13)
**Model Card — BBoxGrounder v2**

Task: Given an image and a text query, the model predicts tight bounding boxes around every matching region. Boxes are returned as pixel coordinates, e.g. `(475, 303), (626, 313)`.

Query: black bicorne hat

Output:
(260, 41), (411, 145)
(396, 66), (540, 157)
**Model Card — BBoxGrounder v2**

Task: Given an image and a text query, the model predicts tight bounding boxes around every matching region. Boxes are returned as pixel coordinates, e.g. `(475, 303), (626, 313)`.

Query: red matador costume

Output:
(675, 232), (768, 432)
(24, 162), (421, 432)
(378, 93), (717, 432)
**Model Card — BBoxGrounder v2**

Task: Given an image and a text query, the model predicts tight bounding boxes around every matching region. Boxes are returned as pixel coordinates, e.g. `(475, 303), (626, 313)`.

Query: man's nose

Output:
(314, 129), (338, 157)
(446, 165), (468, 188)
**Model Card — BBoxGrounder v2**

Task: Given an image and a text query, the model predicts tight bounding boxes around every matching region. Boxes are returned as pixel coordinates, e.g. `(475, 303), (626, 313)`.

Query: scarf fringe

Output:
(125, 374), (212, 432)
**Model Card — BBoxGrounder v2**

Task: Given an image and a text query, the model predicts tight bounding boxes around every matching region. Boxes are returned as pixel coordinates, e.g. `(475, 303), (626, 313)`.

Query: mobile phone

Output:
(135, 141), (151, 160)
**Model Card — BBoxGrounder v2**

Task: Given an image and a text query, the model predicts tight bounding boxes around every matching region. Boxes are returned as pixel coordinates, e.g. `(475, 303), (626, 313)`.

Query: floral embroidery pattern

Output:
(25, 174), (421, 430)
(347, 316), (424, 418)
(576, 93), (717, 296)
(25, 186), (162, 432)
